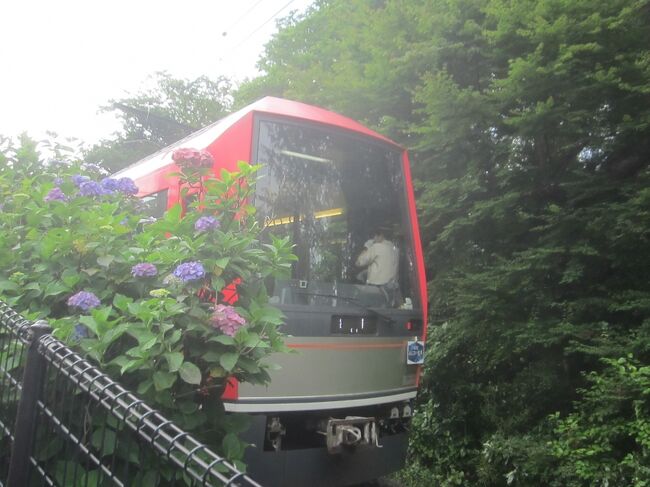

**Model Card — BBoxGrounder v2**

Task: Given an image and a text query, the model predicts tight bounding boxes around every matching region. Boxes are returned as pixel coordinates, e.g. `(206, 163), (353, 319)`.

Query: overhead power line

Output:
(230, 0), (297, 50)
(221, 0), (266, 36)
(112, 103), (197, 131)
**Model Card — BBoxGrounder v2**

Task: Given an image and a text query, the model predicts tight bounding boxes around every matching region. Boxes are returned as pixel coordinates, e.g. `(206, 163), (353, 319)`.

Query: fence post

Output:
(6, 320), (51, 487)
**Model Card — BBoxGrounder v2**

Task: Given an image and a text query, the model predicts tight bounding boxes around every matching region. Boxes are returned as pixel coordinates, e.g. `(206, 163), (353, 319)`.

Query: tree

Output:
(86, 72), (233, 173)
(235, 0), (422, 140)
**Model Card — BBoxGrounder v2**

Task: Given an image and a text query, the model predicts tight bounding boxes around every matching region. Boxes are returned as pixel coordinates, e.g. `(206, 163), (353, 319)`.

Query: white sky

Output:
(0, 0), (313, 146)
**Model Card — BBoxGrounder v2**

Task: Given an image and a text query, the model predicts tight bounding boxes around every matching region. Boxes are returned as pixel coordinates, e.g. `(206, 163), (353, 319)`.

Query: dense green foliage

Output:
(0, 139), (295, 470)
(550, 356), (650, 484)
(86, 72), (233, 173)
(237, 0), (650, 484)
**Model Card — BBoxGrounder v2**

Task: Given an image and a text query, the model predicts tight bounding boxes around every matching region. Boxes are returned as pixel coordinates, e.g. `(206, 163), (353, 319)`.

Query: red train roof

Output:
(115, 97), (401, 179)
(247, 97), (399, 146)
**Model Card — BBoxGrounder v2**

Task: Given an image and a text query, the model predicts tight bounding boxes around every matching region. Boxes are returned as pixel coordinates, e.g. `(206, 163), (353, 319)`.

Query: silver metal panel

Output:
(237, 336), (418, 400)
(224, 390), (417, 412)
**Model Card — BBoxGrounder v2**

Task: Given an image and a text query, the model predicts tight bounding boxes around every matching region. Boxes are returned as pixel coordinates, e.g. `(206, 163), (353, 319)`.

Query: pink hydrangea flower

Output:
(172, 148), (214, 169)
(210, 304), (246, 336)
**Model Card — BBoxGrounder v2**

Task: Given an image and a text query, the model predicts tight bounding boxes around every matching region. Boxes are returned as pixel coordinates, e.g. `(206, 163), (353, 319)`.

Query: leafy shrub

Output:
(0, 136), (296, 465)
(550, 356), (650, 486)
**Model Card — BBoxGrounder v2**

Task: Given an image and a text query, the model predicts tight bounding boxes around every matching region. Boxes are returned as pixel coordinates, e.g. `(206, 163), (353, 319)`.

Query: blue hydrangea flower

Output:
(100, 178), (120, 194)
(53, 177), (64, 186)
(67, 291), (101, 312)
(72, 323), (90, 340)
(173, 261), (205, 282)
(44, 187), (67, 202)
(194, 216), (220, 233)
(117, 178), (138, 195)
(72, 174), (91, 187)
(78, 180), (107, 197)
(131, 263), (158, 278)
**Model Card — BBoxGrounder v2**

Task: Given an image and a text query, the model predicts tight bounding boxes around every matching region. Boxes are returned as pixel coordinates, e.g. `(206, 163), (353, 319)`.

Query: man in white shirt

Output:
(356, 230), (399, 286)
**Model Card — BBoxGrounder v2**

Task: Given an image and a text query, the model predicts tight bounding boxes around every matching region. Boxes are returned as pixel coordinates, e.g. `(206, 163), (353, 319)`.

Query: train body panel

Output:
(232, 336), (417, 408)
(115, 97), (427, 486)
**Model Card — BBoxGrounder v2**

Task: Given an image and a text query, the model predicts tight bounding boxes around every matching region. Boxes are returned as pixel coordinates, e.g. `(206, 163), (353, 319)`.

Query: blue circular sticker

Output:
(407, 340), (425, 364)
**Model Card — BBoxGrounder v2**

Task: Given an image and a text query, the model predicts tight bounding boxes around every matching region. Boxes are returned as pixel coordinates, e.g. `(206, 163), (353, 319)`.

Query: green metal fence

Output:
(0, 300), (261, 487)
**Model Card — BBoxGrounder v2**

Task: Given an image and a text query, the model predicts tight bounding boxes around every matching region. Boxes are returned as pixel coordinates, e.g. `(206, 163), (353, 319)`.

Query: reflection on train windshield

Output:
(255, 120), (418, 310)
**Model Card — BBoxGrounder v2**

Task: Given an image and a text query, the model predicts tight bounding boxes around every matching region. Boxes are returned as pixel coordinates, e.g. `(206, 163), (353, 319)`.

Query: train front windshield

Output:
(254, 119), (419, 310)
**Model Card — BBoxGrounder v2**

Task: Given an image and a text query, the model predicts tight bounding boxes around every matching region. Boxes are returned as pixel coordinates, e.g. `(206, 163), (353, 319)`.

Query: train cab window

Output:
(254, 119), (419, 310)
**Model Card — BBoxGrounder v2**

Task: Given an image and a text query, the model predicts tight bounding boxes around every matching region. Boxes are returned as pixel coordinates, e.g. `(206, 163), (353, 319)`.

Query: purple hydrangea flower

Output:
(194, 216), (220, 233)
(53, 177), (64, 186)
(78, 180), (105, 197)
(210, 304), (246, 336)
(67, 291), (101, 312)
(172, 261), (205, 282)
(99, 178), (120, 194)
(72, 174), (91, 187)
(117, 177), (138, 195)
(131, 263), (158, 278)
(44, 187), (67, 202)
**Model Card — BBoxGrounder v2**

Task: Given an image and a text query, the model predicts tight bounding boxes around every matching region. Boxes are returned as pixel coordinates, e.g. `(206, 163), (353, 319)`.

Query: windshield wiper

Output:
(292, 291), (396, 324)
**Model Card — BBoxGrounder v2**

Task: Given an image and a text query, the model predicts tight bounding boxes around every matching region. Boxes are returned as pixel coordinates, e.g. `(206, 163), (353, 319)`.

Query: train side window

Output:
(140, 189), (168, 218)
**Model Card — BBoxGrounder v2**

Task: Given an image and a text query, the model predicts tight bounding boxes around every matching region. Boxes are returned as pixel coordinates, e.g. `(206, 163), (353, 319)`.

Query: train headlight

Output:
(402, 404), (412, 418)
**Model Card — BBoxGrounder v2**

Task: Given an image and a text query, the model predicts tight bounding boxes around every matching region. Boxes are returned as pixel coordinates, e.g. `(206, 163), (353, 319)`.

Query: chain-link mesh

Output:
(0, 300), (261, 487)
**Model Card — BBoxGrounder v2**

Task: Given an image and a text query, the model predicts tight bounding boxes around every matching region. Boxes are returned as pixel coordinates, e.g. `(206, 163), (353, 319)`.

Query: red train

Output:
(115, 97), (427, 486)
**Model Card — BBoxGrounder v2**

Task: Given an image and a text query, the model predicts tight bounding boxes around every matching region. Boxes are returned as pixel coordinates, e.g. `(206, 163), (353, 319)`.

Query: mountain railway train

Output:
(115, 97), (427, 487)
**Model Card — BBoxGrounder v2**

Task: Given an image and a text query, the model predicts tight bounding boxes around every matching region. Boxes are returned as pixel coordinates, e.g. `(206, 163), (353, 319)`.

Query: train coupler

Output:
(320, 416), (382, 454)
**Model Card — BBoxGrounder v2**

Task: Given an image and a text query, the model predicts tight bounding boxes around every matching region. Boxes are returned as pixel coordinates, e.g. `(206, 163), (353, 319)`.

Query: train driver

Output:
(356, 229), (400, 305)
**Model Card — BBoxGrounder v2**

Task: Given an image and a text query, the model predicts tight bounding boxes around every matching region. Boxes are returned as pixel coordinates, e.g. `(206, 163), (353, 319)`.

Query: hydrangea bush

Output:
(0, 137), (296, 467)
